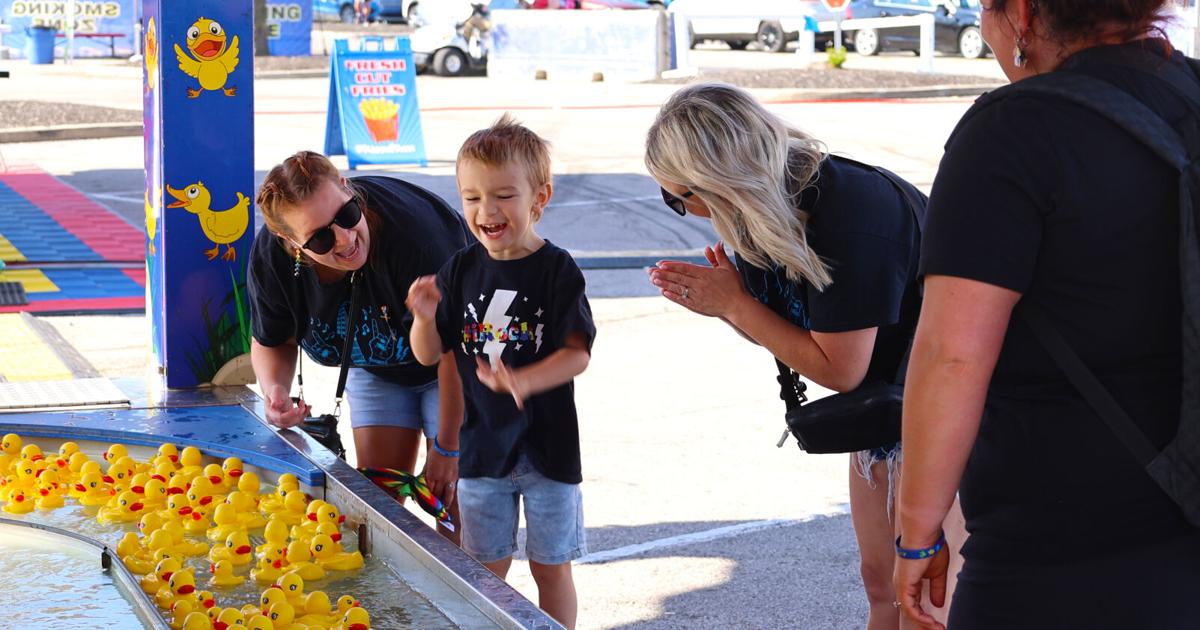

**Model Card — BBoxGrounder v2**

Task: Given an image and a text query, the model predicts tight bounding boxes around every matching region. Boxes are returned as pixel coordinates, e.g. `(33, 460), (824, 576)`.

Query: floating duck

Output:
(19, 444), (45, 468)
(170, 598), (198, 630)
(160, 519), (210, 556)
(104, 456), (138, 493)
(309, 534), (363, 572)
(258, 518), (290, 559)
(35, 469), (65, 509)
(252, 543), (288, 584)
(129, 472), (152, 495)
(259, 474), (300, 515)
(160, 568), (199, 610)
(223, 530), (255, 567)
(209, 558), (245, 588)
(236, 471), (262, 505)
(0, 453), (13, 479)
(117, 532), (157, 575)
(142, 477), (170, 509)
(260, 586), (288, 613)
(178, 446), (204, 480)
(245, 614), (276, 630)
(168, 473), (190, 498)
(223, 491), (266, 529)
(140, 511), (168, 536)
(103, 443), (129, 464)
(334, 596), (360, 616)
(74, 471), (115, 506)
(166, 181), (250, 261)
(298, 590), (337, 628)
(11, 458), (40, 491)
(196, 590), (218, 615)
(98, 490), (146, 524)
(315, 522), (342, 545)
(274, 573), (307, 607)
(333, 606), (371, 630)
(273, 490), (310, 526)
(158, 443), (181, 464)
(289, 500), (327, 543)
(281, 540), (325, 582)
(213, 607), (246, 630)
(202, 463), (230, 494)
(207, 503), (245, 542)
(180, 611), (214, 630)
(222, 457), (244, 481)
(80, 459), (103, 478)
(0, 434), (21, 457)
(142, 556), (182, 595)
(3, 489), (34, 514)
(66, 451), (92, 484)
(264, 602), (305, 630)
(188, 476), (224, 515)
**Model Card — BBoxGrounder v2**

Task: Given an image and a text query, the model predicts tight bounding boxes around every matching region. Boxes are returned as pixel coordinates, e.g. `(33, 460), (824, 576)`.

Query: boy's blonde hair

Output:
(456, 113), (553, 219)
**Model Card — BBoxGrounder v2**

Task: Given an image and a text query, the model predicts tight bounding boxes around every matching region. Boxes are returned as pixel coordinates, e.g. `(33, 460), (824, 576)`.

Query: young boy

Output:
(407, 114), (594, 629)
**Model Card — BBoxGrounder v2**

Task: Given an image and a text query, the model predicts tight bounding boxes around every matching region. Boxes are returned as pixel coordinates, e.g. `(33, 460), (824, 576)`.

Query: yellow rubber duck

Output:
(223, 530), (255, 567)
(161, 568), (199, 609)
(259, 474), (300, 515)
(142, 556), (182, 595)
(169, 598), (198, 630)
(152, 460), (177, 483)
(74, 471), (115, 506)
(274, 573), (307, 607)
(180, 611), (213, 630)
(246, 614), (276, 630)
(1, 433), (21, 457)
(222, 457), (244, 482)
(314, 522), (342, 546)
(168, 474), (190, 499)
(139, 511), (167, 537)
(104, 456), (138, 494)
(282, 540), (325, 582)
(103, 443), (129, 464)
(66, 451), (92, 484)
(298, 590), (337, 628)
(117, 532), (157, 575)
(97, 490), (146, 524)
(3, 489), (34, 514)
(202, 463), (230, 493)
(309, 534), (363, 572)
(196, 590), (218, 616)
(207, 503), (245, 542)
(258, 518), (291, 559)
(158, 520), (208, 557)
(142, 476), (170, 510)
(187, 477), (223, 518)
(173, 17), (239, 98)
(209, 558), (245, 588)
(236, 471), (262, 505)
(334, 596), (360, 616)
(166, 182), (250, 262)
(19, 442), (44, 464)
(214, 607), (246, 630)
(35, 468), (65, 509)
(260, 586), (289, 613)
(332, 606), (370, 630)
(289, 499), (327, 543)
(265, 601), (313, 630)
(158, 442), (181, 464)
(274, 490), (310, 526)
(0, 453), (13, 479)
(178, 446), (204, 479)
(224, 491), (266, 529)
(252, 544), (288, 584)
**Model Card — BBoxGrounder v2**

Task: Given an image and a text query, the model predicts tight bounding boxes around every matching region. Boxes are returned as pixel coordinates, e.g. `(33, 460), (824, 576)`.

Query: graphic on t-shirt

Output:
(302, 302), (411, 367)
(744, 263), (811, 329)
(460, 289), (545, 367)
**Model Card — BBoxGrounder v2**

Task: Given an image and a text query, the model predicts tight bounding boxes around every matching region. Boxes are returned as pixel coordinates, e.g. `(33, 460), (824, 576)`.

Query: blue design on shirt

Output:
(741, 260), (812, 330)
(301, 302), (411, 366)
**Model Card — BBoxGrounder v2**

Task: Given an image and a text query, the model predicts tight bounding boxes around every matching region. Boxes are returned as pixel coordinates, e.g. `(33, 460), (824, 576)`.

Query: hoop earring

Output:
(1013, 35), (1028, 68)
(293, 248), (302, 277)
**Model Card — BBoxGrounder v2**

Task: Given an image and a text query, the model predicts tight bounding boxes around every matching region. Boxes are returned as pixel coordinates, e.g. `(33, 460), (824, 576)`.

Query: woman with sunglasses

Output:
(248, 151), (470, 541)
(646, 82), (942, 629)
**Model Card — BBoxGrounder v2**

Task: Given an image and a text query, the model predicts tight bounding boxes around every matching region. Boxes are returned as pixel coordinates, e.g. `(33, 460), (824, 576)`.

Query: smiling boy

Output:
(407, 115), (595, 629)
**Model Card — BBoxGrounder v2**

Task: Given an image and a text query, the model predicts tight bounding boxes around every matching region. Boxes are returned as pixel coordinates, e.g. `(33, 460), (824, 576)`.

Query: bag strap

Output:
(297, 270), (364, 417)
(1018, 302), (1158, 466)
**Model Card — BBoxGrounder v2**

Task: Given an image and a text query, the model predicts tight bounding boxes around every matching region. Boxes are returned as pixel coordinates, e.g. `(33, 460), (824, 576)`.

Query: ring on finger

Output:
(681, 286), (690, 299)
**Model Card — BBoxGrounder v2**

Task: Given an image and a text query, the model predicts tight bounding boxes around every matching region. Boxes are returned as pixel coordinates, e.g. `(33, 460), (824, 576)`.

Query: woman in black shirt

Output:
(895, 2), (1200, 628)
(248, 151), (469, 540)
(645, 83), (932, 628)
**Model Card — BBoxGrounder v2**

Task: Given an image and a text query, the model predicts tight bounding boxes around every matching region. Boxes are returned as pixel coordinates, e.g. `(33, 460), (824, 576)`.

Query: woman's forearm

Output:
(250, 339), (299, 396)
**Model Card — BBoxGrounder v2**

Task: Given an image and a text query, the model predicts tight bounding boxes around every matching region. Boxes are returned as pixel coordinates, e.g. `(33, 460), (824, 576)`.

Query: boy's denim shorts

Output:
(345, 369), (439, 436)
(457, 451), (586, 566)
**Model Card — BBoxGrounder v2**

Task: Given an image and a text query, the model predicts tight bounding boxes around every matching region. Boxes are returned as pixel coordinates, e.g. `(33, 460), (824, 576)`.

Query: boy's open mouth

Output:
(479, 223), (507, 237)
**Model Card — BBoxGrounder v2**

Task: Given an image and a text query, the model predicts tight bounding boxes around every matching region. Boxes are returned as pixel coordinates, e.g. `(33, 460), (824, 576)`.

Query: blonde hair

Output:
(645, 83), (833, 290)
(456, 113), (553, 220)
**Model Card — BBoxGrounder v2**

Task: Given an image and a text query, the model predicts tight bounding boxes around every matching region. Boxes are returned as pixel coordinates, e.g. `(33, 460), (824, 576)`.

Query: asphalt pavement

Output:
(0, 51), (990, 629)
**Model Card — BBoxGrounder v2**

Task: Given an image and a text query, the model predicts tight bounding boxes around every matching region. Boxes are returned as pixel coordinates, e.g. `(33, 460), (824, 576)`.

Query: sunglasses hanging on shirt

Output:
(302, 197), (364, 255)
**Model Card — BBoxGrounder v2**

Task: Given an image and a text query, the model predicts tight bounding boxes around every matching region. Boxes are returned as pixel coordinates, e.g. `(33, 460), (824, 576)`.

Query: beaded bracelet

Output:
(432, 436), (460, 458)
(895, 531), (946, 560)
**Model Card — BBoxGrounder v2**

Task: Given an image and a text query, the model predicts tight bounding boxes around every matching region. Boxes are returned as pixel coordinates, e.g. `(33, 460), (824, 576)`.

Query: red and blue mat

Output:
(0, 165), (145, 314)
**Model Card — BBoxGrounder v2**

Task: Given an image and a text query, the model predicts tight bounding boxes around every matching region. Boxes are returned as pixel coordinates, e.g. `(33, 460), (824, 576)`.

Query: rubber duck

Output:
(160, 519), (210, 556)
(259, 474), (300, 515)
(35, 470), (65, 509)
(274, 573), (307, 607)
(104, 456), (138, 493)
(3, 489), (34, 514)
(98, 490), (146, 524)
(289, 500), (326, 543)
(334, 596), (360, 616)
(143, 477), (170, 509)
(1, 433), (22, 457)
(202, 463), (230, 494)
(178, 446), (204, 480)
(281, 540), (325, 582)
(223, 530), (255, 566)
(74, 471), (115, 506)
(274, 490), (309, 526)
(332, 606), (370, 630)
(315, 522), (342, 545)
(197, 590), (218, 615)
(188, 476), (224, 515)
(309, 535), (363, 572)
(209, 558), (245, 588)
(142, 556), (182, 595)
(222, 491), (266, 529)
(258, 518), (290, 558)
(159, 443), (181, 464)
(19, 443), (45, 468)
(129, 471), (152, 495)
(66, 451), (92, 484)
(170, 598), (198, 630)
(140, 511), (168, 536)
(176, 500), (211, 533)
(103, 443), (129, 464)
(168, 473), (190, 497)
(117, 532), (156, 575)
(180, 611), (213, 630)
(80, 459), (103, 478)
(0, 453), (13, 479)
(298, 591), (337, 627)
(236, 471), (263, 506)
(207, 503), (245, 542)
(12, 458), (40, 491)
(163, 568), (199, 608)
(245, 614), (276, 630)
(222, 457), (244, 480)
(251, 544), (287, 584)
(260, 586), (288, 613)
(213, 608), (246, 630)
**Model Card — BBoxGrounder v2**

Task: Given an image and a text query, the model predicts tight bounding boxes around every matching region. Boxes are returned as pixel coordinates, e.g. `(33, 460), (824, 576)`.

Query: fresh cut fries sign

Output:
(324, 36), (428, 169)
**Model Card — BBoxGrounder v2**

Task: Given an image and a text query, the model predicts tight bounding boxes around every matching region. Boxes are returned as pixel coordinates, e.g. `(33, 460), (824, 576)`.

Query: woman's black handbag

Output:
(294, 270), (363, 460)
(777, 363), (902, 454)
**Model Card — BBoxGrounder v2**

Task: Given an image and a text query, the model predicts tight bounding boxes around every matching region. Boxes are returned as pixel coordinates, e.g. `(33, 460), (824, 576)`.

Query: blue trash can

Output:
(24, 25), (56, 64)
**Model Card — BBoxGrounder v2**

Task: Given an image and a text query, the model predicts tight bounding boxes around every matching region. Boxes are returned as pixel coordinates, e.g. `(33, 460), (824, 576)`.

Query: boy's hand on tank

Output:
(406, 276), (442, 321)
(475, 356), (528, 410)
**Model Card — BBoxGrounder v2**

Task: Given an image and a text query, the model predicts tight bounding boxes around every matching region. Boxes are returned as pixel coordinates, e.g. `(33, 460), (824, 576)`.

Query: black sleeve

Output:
(551, 254), (596, 352)
(807, 229), (913, 333)
(920, 97), (1055, 294)
(247, 229), (298, 347)
(433, 255), (461, 355)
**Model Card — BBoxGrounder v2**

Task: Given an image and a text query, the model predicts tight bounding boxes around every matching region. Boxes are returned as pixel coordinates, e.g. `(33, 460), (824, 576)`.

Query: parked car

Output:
(667, 0), (845, 53)
(314, 0), (416, 23)
(843, 0), (991, 58)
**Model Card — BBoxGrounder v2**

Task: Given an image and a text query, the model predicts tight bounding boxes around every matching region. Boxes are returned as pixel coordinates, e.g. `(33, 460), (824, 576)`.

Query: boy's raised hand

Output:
(475, 356), (528, 410)
(406, 275), (442, 321)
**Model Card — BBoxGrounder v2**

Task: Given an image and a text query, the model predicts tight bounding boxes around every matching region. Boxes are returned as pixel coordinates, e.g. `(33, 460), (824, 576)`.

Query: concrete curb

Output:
(0, 122), (141, 144)
(742, 83), (999, 102)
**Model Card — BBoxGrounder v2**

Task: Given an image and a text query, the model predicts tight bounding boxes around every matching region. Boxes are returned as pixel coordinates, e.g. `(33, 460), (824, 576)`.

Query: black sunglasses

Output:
(660, 187), (694, 216)
(302, 198), (363, 255)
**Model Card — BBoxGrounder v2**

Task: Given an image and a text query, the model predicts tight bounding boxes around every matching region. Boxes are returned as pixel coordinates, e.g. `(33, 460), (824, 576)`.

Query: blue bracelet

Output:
(895, 531), (946, 560)
(432, 436), (459, 458)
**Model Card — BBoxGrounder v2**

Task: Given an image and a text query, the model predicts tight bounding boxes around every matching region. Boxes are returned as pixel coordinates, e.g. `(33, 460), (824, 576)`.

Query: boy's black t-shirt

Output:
(920, 40), (1194, 563)
(433, 241), (595, 484)
(248, 176), (469, 386)
(737, 155), (923, 386)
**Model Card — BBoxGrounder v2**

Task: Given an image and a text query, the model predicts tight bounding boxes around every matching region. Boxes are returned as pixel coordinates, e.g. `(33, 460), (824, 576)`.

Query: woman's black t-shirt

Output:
(248, 176), (469, 386)
(433, 241), (596, 484)
(920, 41), (1194, 563)
(737, 155), (924, 387)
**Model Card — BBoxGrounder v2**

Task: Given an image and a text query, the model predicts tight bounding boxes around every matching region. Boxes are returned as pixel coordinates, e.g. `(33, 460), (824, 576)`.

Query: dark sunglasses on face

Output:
(660, 187), (695, 216)
(302, 198), (363, 255)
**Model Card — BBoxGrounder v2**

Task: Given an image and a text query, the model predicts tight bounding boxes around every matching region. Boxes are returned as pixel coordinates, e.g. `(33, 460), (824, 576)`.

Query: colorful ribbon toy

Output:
(358, 467), (455, 532)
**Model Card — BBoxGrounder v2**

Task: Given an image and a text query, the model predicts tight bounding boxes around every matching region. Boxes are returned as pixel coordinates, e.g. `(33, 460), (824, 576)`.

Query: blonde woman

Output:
(645, 82), (926, 628)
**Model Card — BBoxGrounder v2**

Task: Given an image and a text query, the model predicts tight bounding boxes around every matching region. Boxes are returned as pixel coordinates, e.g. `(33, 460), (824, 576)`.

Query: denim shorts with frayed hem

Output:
(457, 451), (586, 566)
(345, 369), (439, 436)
